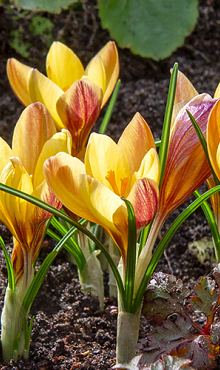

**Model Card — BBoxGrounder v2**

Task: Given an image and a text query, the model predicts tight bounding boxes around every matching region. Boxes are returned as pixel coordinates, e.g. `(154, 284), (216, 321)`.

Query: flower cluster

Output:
(1, 41), (220, 367)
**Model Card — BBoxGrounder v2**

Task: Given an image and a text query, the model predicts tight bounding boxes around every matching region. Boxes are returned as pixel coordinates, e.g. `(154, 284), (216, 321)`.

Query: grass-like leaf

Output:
(99, 79), (121, 134)
(159, 63), (178, 189)
(0, 236), (15, 291)
(194, 189), (220, 262)
(122, 197), (137, 312)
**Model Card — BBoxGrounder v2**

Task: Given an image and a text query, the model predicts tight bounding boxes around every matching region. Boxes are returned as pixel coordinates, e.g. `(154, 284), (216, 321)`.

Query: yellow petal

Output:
(85, 132), (130, 196)
(118, 112), (156, 174)
(46, 41), (84, 91)
(0, 157), (33, 241)
(7, 58), (32, 106)
(214, 82), (220, 99)
(207, 100), (220, 181)
(43, 152), (97, 222)
(89, 41), (119, 106)
(132, 148), (160, 186)
(79, 173), (128, 260)
(85, 55), (106, 99)
(33, 129), (72, 189)
(28, 68), (63, 127)
(0, 137), (13, 173)
(12, 102), (57, 176)
(172, 70), (198, 104)
(56, 79), (102, 158)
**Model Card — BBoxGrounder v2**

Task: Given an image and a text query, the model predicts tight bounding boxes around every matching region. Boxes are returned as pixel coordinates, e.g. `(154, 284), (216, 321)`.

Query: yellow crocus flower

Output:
(0, 102), (72, 297)
(44, 112), (160, 262)
(7, 41), (119, 159)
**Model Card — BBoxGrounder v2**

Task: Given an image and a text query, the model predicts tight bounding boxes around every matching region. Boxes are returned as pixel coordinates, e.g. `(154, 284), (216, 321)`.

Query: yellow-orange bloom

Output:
(44, 113), (159, 262)
(7, 41), (119, 159)
(0, 103), (72, 296)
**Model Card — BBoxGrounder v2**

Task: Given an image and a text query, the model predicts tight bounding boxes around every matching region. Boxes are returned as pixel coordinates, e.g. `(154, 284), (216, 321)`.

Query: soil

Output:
(0, 0), (220, 369)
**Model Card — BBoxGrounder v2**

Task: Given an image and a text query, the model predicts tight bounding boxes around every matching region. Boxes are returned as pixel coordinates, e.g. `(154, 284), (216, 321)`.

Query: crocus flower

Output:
(7, 41), (119, 159)
(0, 102), (72, 298)
(44, 113), (160, 262)
(136, 93), (217, 286)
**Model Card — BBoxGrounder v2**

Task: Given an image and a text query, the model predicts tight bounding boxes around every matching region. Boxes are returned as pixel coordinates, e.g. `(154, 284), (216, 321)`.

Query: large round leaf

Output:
(97, 0), (198, 60)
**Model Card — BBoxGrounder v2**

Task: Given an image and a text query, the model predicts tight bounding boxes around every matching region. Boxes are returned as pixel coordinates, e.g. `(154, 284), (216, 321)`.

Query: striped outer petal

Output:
(12, 103), (57, 176)
(159, 94), (216, 217)
(86, 41), (119, 107)
(46, 41), (84, 91)
(33, 129), (72, 189)
(127, 178), (159, 231)
(56, 79), (103, 159)
(173, 70), (198, 104)
(0, 138), (14, 173)
(28, 69), (63, 127)
(7, 58), (32, 106)
(207, 100), (220, 180)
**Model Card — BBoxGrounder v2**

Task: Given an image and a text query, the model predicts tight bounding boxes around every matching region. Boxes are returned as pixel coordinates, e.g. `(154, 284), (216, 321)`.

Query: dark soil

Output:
(0, 0), (220, 368)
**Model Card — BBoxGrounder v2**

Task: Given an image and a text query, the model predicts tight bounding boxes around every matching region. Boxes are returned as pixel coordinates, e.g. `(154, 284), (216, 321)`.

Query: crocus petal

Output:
(214, 83), (220, 99)
(7, 58), (32, 106)
(85, 132), (130, 195)
(207, 100), (220, 180)
(43, 152), (97, 222)
(56, 79), (102, 158)
(33, 129), (72, 189)
(87, 41), (119, 106)
(0, 158), (33, 242)
(28, 68), (63, 127)
(173, 70), (198, 104)
(131, 148), (160, 186)
(85, 55), (106, 99)
(46, 41), (84, 91)
(12, 102), (57, 176)
(118, 112), (156, 174)
(0, 138), (14, 173)
(25, 180), (62, 262)
(127, 178), (159, 231)
(78, 173), (128, 260)
(160, 93), (216, 216)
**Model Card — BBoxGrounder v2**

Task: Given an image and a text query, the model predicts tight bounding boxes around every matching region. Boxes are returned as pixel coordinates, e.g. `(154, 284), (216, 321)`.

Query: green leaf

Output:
(13, 0), (79, 13)
(97, 0), (198, 60)
(99, 79), (121, 135)
(0, 236), (15, 291)
(122, 197), (137, 312)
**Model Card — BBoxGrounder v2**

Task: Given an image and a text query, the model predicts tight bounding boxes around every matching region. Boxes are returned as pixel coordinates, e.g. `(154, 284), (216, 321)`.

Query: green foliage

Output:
(97, 0), (198, 60)
(13, 0), (79, 13)
(10, 29), (31, 58)
(30, 16), (54, 47)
